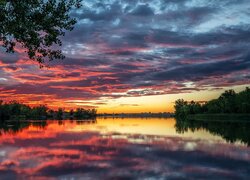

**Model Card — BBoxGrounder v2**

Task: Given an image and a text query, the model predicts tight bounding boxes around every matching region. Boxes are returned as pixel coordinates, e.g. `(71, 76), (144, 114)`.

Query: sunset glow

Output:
(1, 0), (250, 112)
(1, 1), (250, 179)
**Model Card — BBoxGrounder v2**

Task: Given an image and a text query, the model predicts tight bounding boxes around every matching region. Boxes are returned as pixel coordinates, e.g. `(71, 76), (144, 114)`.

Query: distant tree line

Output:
(174, 87), (250, 118)
(0, 100), (97, 122)
(98, 112), (174, 118)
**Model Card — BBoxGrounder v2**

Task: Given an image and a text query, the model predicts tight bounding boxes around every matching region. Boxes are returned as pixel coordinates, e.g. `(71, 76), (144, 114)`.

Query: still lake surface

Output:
(0, 118), (250, 179)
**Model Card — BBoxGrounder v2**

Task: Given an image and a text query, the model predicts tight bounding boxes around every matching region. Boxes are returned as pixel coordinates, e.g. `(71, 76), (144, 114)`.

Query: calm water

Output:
(0, 118), (250, 179)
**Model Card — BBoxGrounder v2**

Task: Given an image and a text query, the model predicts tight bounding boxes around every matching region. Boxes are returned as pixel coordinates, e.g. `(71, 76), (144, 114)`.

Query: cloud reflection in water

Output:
(0, 119), (249, 179)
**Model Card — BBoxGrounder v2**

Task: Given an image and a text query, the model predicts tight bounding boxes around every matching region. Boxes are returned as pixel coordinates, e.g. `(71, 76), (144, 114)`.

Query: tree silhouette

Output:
(0, 100), (97, 121)
(174, 87), (250, 117)
(0, 0), (81, 65)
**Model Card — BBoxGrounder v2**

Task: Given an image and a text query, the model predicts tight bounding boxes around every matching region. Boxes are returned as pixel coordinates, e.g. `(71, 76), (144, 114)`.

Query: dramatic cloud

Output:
(0, 0), (250, 110)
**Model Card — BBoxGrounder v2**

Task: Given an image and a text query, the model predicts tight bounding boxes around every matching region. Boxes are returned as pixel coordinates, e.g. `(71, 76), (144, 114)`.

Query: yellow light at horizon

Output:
(97, 85), (249, 113)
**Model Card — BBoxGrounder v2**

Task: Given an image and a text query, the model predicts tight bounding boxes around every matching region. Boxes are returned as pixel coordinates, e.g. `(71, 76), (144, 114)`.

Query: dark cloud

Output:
(152, 57), (250, 81)
(160, 6), (217, 27)
(130, 4), (155, 16)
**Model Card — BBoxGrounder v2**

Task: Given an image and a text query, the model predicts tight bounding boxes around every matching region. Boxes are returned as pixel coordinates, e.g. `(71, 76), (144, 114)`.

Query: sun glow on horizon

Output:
(1, 85), (247, 113)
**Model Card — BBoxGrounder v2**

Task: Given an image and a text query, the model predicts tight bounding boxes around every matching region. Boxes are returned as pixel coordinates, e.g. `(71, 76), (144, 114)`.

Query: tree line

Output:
(0, 100), (97, 122)
(174, 87), (250, 118)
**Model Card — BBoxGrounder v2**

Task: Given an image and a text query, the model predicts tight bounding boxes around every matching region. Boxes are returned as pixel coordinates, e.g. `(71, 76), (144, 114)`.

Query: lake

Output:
(0, 118), (250, 179)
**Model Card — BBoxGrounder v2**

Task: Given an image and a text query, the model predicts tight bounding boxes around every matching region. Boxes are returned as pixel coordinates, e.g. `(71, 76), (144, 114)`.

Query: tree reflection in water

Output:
(175, 118), (250, 146)
(0, 121), (47, 135)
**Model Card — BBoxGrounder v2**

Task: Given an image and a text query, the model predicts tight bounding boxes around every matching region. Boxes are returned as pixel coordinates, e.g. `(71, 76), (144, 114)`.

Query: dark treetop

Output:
(0, 0), (81, 65)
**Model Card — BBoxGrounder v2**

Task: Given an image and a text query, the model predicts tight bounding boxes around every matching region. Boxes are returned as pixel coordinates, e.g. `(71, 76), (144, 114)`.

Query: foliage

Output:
(56, 108), (64, 120)
(174, 87), (250, 118)
(0, 100), (97, 121)
(174, 99), (202, 119)
(74, 108), (97, 119)
(0, 0), (81, 65)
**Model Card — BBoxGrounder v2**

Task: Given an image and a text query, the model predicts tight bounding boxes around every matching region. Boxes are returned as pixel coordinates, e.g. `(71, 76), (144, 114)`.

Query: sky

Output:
(0, 0), (250, 113)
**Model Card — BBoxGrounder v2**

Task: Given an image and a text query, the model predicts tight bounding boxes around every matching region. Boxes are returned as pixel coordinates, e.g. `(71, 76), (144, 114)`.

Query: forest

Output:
(0, 100), (97, 122)
(174, 87), (250, 119)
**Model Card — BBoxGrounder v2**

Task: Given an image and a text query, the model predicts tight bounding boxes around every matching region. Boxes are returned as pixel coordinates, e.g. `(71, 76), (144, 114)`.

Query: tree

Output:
(56, 108), (64, 120)
(219, 89), (237, 113)
(236, 87), (250, 113)
(90, 109), (97, 117)
(69, 109), (74, 117)
(204, 99), (221, 113)
(174, 99), (189, 119)
(74, 108), (83, 119)
(0, 0), (81, 65)
(31, 105), (48, 119)
(188, 101), (202, 114)
(47, 109), (55, 119)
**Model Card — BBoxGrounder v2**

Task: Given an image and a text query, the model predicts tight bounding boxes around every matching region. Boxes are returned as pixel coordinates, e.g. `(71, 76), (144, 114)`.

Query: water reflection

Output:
(175, 119), (250, 146)
(0, 121), (47, 135)
(0, 118), (250, 179)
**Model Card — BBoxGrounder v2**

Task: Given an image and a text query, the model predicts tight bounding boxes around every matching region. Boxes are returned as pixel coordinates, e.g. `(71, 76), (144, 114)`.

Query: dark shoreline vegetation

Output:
(0, 100), (97, 122)
(98, 112), (174, 118)
(174, 87), (250, 121)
